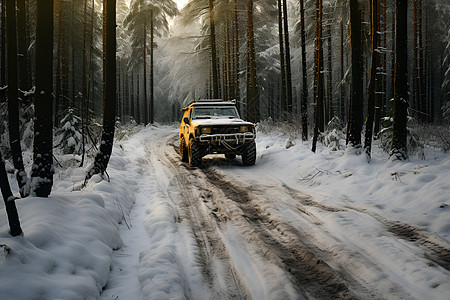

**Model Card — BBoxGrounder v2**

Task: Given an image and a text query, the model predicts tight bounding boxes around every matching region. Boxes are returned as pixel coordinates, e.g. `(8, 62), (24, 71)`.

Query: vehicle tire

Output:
(225, 153), (236, 160)
(180, 138), (189, 162)
(189, 138), (201, 167)
(241, 141), (256, 166)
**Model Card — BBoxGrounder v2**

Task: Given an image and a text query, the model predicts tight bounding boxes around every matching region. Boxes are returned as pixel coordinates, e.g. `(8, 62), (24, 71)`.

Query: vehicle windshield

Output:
(192, 106), (240, 119)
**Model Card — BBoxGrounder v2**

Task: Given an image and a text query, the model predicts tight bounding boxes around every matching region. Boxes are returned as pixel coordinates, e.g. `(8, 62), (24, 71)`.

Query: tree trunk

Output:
(0, 150), (22, 236)
(389, 1), (395, 114)
(131, 73), (135, 119)
(136, 73), (140, 124)
(226, 19), (232, 101)
(25, 0), (32, 86)
(390, 0), (408, 160)
(247, 0), (259, 123)
(117, 60), (121, 121)
(54, 0), (63, 126)
(364, 0), (379, 160)
(6, 0), (28, 197)
(82, 0), (95, 167)
(300, 0), (308, 141)
(312, 0), (324, 153)
(282, 0), (293, 114)
(418, 0), (426, 123)
(70, 0), (75, 107)
(124, 64), (129, 117)
(326, 23), (333, 123)
(374, 0), (386, 134)
(82, 0), (88, 101)
(85, 0), (116, 182)
(150, 9), (154, 124)
(346, 0), (364, 151)
(79, 0), (89, 167)
(210, 0), (219, 99)
(17, 0), (29, 101)
(222, 57), (227, 100)
(32, 0), (54, 197)
(61, 3), (70, 112)
(413, 0), (420, 121)
(425, 7), (433, 123)
(86, 0), (95, 121)
(234, 0), (240, 107)
(0, 0), (6, 103)
(278, 0), (287, 114)
(142, 5), (148, 124)
(340, 20), (345, 121)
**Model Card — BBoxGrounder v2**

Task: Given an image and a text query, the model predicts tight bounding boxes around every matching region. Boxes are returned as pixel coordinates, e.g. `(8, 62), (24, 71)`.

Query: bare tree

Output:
(346, 0), (364, 152)
(277, 0), (287, 112)
(300, 0), (308, 141)
(0, 0), (5, 103)
(364, 0), (379, 160)
(390, 0), (408, 160)
(85, 0), (117, 182)
(6, 0), (28, 197)
(210, 0), (219, 98)
(0, 150), (22, 236)
(17, 0), (30, 100)
(31, 0), (54, 197)
(312, 0), (324, 153)
(282, 0), (293, 114)
(246, 0), (259, 123)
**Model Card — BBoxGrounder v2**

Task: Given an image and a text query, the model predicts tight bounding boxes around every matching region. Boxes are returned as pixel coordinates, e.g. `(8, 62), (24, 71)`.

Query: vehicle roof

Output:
(182, 99), (237, 110)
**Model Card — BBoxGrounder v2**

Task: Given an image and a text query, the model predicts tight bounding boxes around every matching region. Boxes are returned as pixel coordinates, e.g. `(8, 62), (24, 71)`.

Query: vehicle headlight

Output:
(201, 127), (212, 134)
(239, 126), (249, 133)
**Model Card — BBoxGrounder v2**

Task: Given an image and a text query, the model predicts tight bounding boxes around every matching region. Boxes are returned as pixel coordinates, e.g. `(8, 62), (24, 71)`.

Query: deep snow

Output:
(0, 124), (449, 299)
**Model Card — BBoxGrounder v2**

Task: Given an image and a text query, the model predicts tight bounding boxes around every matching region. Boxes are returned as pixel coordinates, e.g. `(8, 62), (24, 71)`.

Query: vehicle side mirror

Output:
(183, 117), (189, 124)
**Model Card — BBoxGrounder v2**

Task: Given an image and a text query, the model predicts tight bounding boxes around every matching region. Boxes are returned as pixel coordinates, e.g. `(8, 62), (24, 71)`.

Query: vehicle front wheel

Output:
(241, 141), (256, 166)
(188, 138), (201, 167)
(180, 138), (189, 162)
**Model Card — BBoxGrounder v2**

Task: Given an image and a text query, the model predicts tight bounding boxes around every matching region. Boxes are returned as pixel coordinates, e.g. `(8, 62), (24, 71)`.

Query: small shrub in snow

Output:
(55, 109), (82, 155)
(319, 117), (346, 151)
(411, 124), (450, 153)
(114, 118), (143, 141)
(378, 116), (425, 158)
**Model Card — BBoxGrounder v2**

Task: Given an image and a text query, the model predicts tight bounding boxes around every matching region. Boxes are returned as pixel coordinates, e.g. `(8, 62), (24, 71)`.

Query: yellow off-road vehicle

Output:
(179, 99), (256, 167)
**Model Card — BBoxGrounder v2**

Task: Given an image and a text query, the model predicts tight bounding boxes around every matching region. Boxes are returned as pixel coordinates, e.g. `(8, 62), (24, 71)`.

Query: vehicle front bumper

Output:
(198, 132), (255, 144)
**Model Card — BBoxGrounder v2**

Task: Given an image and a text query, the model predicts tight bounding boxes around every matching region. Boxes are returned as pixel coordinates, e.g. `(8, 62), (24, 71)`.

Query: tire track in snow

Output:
(339, 205), (450, 272)
(199, 168), (359, 299)
(163, 134), (449, 299)
(164, 136), (360, 299)
(155, 134), (251, 300)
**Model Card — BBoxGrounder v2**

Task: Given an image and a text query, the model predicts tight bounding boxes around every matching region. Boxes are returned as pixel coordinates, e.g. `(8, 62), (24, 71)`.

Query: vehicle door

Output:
(181, 108), (191, 142)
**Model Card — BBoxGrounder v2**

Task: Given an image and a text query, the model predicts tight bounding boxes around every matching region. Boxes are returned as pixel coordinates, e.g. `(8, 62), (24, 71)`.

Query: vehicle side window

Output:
(189, 109), (192, 121)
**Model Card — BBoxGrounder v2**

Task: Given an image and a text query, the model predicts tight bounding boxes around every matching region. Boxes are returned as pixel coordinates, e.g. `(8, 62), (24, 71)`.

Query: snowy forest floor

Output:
(1, 124), (449, 299)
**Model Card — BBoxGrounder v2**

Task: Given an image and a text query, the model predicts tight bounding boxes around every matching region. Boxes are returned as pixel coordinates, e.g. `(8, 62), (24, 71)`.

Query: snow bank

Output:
(0, 192), (122, 299)
(0, 130), (138, 299)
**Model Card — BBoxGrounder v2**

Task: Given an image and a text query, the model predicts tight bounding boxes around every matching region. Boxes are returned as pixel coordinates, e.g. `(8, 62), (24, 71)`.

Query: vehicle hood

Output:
(193, 118), (254, 127)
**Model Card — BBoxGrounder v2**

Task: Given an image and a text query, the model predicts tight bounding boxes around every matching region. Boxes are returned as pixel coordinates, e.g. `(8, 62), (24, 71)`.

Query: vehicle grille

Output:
(211, 125), (240, 134)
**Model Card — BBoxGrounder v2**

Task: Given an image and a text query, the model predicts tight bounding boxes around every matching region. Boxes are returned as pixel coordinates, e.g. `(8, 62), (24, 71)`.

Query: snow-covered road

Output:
(100, 125), (449, 299)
